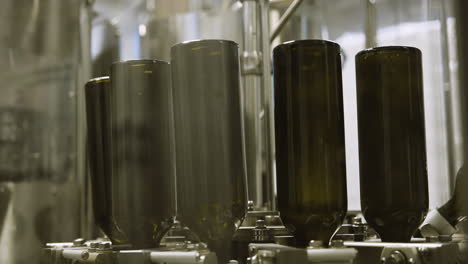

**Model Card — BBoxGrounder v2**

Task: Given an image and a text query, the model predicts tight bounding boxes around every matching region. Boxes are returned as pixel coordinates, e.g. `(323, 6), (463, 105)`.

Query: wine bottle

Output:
(108, 60), (175, 248)
(84, 77), (116, 242)
(273, 39), (348, 247)
(171, 39), (247, 262)
(355, 46), (428, 242)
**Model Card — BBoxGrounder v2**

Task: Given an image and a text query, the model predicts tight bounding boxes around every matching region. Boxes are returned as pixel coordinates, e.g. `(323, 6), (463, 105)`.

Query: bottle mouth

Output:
(171, 39), (238, 49)
(111, 59), (170, 67)
(86, 76), (110, 88)
(274, 39), (340, 51)
(356, 46), (421, 58)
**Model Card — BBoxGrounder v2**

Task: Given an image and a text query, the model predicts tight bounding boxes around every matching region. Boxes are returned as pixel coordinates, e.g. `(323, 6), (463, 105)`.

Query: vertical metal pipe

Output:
(364, 0), (377, 48)
(454, 0), (468, 218)
(241, 0), (276, 210)
(439, 0), (457, 192)
(259, 0), (276, 211)
(80, 0), (94, 239)
(242, 0), (263, 209)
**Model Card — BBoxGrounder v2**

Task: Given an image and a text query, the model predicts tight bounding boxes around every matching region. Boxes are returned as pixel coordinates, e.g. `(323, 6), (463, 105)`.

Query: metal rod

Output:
(439, 0), (457, 191)
(270, 0), (305, 43)
(364, 0), (377, 48)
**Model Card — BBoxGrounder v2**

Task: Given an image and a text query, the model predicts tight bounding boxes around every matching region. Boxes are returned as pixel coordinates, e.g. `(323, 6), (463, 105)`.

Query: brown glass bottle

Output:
(273, 40), (348, 247)
(171, 40), (247, 262)
(355, 46), (428, 242)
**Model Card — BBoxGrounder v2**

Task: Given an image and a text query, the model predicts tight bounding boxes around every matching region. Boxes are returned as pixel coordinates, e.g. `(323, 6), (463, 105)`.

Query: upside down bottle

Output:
(108, 60), (175, 248)
(84, 77), (116, 241)
(171, 39), (247, 262)
(355, 46), (429, 242)
(273, 39), (348, 247)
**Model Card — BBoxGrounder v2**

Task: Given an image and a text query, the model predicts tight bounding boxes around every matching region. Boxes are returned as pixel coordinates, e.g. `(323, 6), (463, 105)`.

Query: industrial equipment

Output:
(0, 0), (467, 264)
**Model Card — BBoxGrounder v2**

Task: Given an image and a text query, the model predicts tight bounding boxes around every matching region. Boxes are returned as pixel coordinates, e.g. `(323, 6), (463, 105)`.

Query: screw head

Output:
(388, 250), (407, 264)
(98, 242), (111, 250)
(247, 201), (255, 211)
(255, 219), (266, 228)
(419, 247), (432, 261)
(330, 240), (345, 248)
(73, 238), (85, 247)
(81, 251), (89, 260)
(90, 242), (99, 249)
(308, 240), (324, 248)
(352, 217), (363, 225)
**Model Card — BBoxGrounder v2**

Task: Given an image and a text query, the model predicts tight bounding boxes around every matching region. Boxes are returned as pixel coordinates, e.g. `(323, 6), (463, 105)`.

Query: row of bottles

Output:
(84, 38), (429, 262)
(85, 40), (246, 262)
(274, 40), (428, 244)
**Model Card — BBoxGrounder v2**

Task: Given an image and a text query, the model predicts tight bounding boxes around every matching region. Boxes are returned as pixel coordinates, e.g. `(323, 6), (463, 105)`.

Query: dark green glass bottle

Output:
(273, 39), (348, 247)
(108, 60), (175, 248)
(355, 46), (428, 242)
(84, 77), (116, 241)
(171, 40), (247, 262)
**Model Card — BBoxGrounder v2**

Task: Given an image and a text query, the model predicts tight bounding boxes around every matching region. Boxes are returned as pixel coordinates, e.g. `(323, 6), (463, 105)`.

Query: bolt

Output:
(81, 251), (89, 260)
(419, 247), (432, 262)
(308, 240), (324, 249)
(255, 219), (266, 228)
(194, 252), (202, 262)
(250, 246), (258, 255)
(98, 242), (111, 250)
(195, 242), (208, 249)
(387, 250), (407, 264)
(248, 201), (255, 211)
(330, 240), (345, 248)
(352, 217), (363, 225)
(90, 242), (99, 248)
(73, 238), (85, 247)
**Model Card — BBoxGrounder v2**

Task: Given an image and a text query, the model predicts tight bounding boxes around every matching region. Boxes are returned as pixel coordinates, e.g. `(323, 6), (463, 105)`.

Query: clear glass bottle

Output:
(273, 39), (348, 247)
